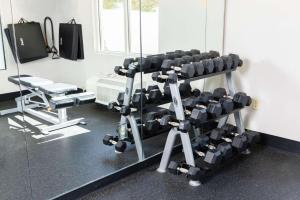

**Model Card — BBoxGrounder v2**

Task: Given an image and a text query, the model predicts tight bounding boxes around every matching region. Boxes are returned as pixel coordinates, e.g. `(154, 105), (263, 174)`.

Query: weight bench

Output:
(0, 75), (96, 134)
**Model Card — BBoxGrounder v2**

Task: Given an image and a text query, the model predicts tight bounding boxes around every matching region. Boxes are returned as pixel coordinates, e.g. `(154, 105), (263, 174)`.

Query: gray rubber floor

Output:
(0, 101), (169, 200)
(79, 145), (300, 200)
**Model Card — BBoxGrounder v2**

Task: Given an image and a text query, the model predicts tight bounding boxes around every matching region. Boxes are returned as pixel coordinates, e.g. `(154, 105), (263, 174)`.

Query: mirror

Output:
(140, 0), (226, 158)
(5, 0), (143, 199)
(0, 14), (6, 69)
(0, 3), (28, 200)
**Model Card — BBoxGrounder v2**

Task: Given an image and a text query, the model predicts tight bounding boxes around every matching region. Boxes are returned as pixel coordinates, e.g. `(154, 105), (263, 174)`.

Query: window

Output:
(98, 0), (159, 54)
(0, 15), (6, 70)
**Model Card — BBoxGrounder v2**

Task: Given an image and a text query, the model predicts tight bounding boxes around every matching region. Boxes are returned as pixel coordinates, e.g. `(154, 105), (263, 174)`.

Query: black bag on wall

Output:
(6, 18), (48, 63)
(59, 19), (84, 61)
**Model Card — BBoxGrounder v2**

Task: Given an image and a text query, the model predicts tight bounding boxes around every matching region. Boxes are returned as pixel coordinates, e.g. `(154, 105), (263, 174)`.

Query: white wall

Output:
(224, 0), (300, 142)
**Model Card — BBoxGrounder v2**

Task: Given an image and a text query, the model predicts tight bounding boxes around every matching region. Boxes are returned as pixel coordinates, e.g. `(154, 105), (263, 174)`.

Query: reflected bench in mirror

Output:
(0, 75), (96, 134)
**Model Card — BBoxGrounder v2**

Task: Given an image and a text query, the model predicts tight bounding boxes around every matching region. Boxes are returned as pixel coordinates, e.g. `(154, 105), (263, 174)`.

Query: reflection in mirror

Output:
(0, 3), (29, 200)
(0, 0), (144, 199)
(139, 0), (225, 158)
(0, 15), (6, 69)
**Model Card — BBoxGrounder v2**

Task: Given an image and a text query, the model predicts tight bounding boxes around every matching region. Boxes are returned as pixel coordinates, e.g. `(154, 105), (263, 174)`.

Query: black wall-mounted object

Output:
(5, 18), (48, 63)
(59, 19), (84, 61)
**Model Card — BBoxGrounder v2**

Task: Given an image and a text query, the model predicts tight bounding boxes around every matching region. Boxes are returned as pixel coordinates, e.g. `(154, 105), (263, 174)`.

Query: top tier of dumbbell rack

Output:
(155, 64), (247, 178)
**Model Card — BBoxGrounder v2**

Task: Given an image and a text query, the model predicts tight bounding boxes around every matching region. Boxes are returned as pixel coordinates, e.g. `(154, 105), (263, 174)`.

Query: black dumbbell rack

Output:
(156, 66), (249, 186)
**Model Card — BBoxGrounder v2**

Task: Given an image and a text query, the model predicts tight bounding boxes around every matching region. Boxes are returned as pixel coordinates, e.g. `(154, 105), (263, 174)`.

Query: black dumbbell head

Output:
(217, 142), (233, 160)
(198, 92), (214, 104)
(202, 59), (215, 74)
(232, 134), (248, 152)
(208, 50), (220, 58)
(245, 131), (261, 145)
(213, 57), (224, 72)
(135, 88), (147, 94)
(222, 124), (237, 134)
(163, 83), (171, 97)
(148, 56), (164, 71)
(210, 128), (226, 141)
(131, 93), (147, 107)
(103, 135), (114, 146)
(178, 120), (191, 132)
(187, 166), (202, 181)
(115, 141), (127, 152)
(179, 83), (192, 97)
(182, 97), (196, 108)
(123, 58), (135, 69)
(168, 161), (181, 175)
(233, 92), (250, 107)
(219, 98), (234, 114)
(147, 85), (159, 93)
(148, 89), (163, 103)
(161, 59), (175, 73)
(120, 106), (131, 116)
(107, 102), (118, 110)
(117, 92), (124, 105)
(190, 49), (201, 55)
(160, 115), (173, 126)
(221, 55), (233, 70)
(136, 57), (151, 70)
(193, 62), (205, 76)
(192, 89), (201, 97)
(204, 149), (222, 164)
(181, 64), (195, 78)
(145, 120), (160, 131)
(190, 108), (207, 126)
(145, 111), (159, 121)
(213, 88), (227, 99)
(114, 66), (123, 75)
(194, 135), (210, 150)
(167, 73), (178, 84)
(152, 72), (163, 82)
(182, 55), (193, 63)
(184, 51), (193, 56)
(229, 54), (241, 69)
(174, 50), (185, 57)
(174, 57), (186, 66)
(207, 102), (222, 118)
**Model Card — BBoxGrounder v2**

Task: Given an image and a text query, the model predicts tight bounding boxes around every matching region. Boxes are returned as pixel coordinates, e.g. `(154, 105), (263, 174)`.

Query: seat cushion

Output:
(19, 77), (54, 88)
(39, 83), (78, 94)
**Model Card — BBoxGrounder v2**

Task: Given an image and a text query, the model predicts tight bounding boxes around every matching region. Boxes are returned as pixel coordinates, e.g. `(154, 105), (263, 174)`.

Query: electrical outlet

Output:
(251, 98), (259, 110)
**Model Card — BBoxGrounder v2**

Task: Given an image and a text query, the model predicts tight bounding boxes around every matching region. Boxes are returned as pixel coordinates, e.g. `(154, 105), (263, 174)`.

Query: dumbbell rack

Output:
(115, 63), (145, 161)
(156, 68), (248, 186)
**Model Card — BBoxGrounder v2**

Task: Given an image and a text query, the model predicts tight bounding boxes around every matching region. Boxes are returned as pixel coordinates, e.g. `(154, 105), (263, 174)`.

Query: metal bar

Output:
(169, 82), (185, 121)
(58, 109), (68, 123)
(180, 131), (195, 166)
(118, 69), (135, 139)
(127, 115), (144, 161)
(157, 128), (179, 173)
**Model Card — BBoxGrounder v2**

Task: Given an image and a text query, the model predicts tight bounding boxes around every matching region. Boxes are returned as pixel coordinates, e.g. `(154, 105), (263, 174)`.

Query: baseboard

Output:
(260, 133), (300, 154)
(0, 90), (30, 102)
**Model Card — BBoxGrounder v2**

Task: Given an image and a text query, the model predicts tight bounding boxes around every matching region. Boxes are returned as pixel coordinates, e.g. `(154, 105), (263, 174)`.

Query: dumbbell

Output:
(116, 57), (152, 74)
(146, 54), (165, 72)
(159, 115), (191, 132)
(210, 128), (248, 153)
(143, 110), (171, 131)
(103, 135), (127, 153)
(114, 66), (137, 78)
(131, 85), (163, 107)
(163, 82), (200, 98)
(197, 92), (234, 114)
(161, 58), (195, 78)
(193, 134), (225, 164)
(117, 92), (125, 105)
(221, 54), (243, 70)
(192, 50), (220, 62)
(183, 96), (223, 118)
(168, 161), (202, 181)
(108, 102), (132, 116)
(222, 124), (261, 146)
(212, 88), (252, 108)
